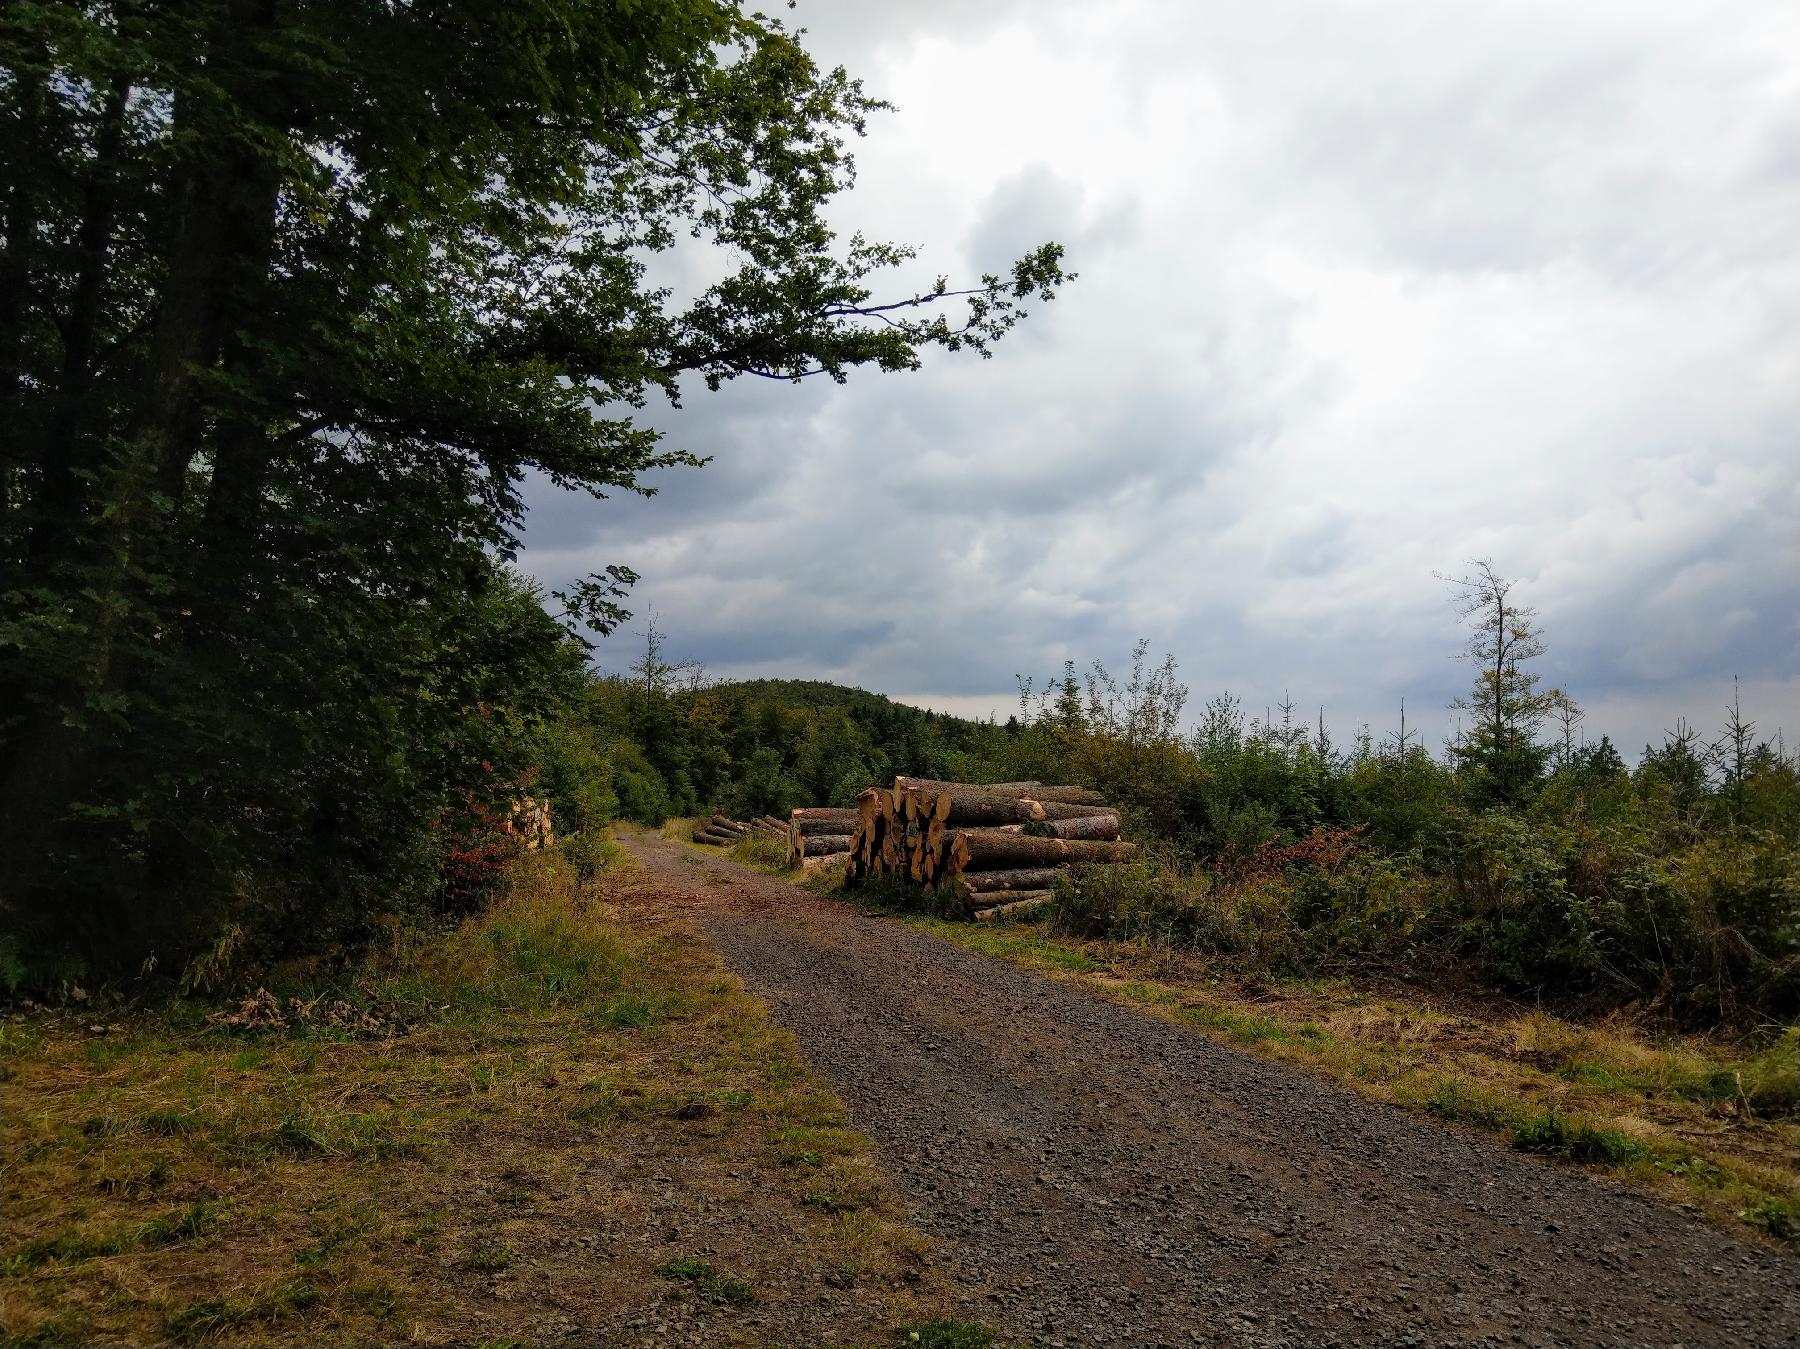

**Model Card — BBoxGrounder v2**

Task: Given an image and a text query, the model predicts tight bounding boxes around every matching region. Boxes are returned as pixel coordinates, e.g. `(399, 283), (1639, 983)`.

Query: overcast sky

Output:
(521, 0), (1800, 757)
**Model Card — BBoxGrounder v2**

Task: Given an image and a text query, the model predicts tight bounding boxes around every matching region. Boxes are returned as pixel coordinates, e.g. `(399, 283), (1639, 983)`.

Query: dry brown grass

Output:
(903, 915), (1799, 1248)
(1, 849), (947, 1347)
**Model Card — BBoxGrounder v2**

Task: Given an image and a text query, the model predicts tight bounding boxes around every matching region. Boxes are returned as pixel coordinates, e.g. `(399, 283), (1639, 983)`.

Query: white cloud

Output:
(521, 0), (1800, 756)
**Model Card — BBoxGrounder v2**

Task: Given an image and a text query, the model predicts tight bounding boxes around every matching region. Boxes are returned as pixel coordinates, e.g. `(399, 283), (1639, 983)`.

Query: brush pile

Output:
(843, 777), (1137, 921)
(692, 814), (786, 846)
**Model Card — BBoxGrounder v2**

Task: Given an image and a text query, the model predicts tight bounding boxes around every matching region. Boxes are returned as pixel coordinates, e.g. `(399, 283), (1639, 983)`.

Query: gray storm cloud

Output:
(520, 0), (1800, 754)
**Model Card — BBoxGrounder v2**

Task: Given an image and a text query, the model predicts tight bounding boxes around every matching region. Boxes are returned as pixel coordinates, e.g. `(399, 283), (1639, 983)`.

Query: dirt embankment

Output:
(624, 835), (1800, 1348)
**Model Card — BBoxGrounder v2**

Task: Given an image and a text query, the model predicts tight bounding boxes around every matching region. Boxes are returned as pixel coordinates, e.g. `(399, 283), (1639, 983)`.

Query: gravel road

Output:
(623, 836), (1800, 1348)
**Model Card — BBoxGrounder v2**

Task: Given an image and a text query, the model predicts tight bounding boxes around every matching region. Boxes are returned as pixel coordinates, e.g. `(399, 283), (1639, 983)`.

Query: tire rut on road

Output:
(622, 836), (1800, 1348)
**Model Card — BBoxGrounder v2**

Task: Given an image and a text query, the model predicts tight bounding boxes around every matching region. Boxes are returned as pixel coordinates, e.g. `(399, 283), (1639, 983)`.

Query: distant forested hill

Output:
(567, 674), (1011, 826)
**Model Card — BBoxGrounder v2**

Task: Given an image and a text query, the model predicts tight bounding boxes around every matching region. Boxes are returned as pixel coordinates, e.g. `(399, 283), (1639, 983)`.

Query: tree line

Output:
(572, 571), (1796, 1027)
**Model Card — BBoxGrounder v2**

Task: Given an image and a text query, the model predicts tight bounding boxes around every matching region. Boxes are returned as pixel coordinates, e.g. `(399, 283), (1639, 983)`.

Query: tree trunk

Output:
(709, 814), (748, 834)
(1022, 785), (1108, 806)
(36, 81), (131, 554)
(0, 54), (47, 453)
(1030, 800), (1118, 821)
(891, 785), (1116, 827)
(0, 89), (286, 900)
(894, 776), (1040, 796)
(893, 777), (1107, 807)
(938, 788), (1052, 826)
(973, 893), (1054, 922)
(799, 833), (852, 857)
(949, 832), (1140, 873)
(1024, 812), (1120, 841)
(961, 867), (1064, 893)
(791, 808), (858, 835)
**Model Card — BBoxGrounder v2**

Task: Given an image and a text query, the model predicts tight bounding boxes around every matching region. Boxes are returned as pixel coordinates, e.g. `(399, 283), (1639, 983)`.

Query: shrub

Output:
(728, 831), (790, 871)
(1511, 1109), (1646, 1165)
(1741, 1196), (1799, 1244)
(435, 794), (528, 917)
(1443, 810), (1602, 991)
(533, 713), (619, 839)
(1049, 863), (1187, 941)
(607, 740), (673, 825)
(1286, 852), (1448, 965)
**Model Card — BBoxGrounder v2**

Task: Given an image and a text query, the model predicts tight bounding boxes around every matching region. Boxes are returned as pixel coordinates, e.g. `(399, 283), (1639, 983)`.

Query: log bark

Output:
(892, 778), (1108, 808)
(894, 776), (1041, 796)
(1023, 812), (1120, 841)
(710, 814), (749, 834)
(973, 893), (1054, 922)
(791, 809), (859, 836)
(693, 829), (734, 846)
(939, 788), (1052, 826)
(799, 852), (844, 872)
(799, 833), (853, 857)
(949, 832), (1140, 873)
(1022, 785), (1108, 806)
(794, 808), (855, 864)
(1029, 800), (1120, 822)
(961, 867), (1064, 893)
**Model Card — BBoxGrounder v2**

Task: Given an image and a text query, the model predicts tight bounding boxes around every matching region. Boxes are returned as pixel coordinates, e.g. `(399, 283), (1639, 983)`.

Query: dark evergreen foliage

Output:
(0, 2), (1065, 985)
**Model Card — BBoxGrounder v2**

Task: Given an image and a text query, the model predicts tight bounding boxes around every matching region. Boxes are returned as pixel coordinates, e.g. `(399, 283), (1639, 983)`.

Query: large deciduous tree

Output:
(0, 1), (1066, 978)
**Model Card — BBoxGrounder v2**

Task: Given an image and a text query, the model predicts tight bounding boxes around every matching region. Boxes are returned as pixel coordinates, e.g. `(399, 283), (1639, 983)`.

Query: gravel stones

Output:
(627, 836), (1800, 1349)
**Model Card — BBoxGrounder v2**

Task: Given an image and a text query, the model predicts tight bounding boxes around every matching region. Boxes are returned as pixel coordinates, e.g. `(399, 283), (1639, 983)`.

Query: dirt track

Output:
(623, 836), (1800, 1348)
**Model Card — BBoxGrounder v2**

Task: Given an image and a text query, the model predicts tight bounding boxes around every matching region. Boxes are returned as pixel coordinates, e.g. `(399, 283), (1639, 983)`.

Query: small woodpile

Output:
(503, 795), (555, 850)
(845, 777), (1137, 921)
(692, 814), (752, 846)
(694, 814), (788, 847)
(785, 808), (858, 869)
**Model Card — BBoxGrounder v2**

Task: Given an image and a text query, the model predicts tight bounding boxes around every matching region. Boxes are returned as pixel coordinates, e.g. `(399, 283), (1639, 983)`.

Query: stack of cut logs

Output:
(785, 807), (858, 869)
(692, 814), (787, 846)
(845, 777), (1137, 921)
